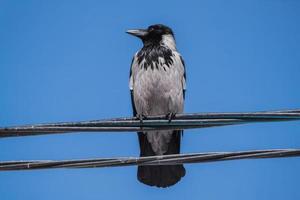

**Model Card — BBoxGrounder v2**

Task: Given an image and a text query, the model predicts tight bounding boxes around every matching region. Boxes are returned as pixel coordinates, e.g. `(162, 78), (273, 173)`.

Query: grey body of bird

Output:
(130, 49), (185, 154)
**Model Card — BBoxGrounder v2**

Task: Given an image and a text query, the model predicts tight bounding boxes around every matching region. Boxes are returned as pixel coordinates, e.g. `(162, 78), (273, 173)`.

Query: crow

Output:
(127, 24), (186, 188)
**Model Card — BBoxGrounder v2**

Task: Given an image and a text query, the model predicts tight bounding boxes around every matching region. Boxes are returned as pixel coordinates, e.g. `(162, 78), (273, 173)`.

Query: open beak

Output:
(126, 29), (148, 38)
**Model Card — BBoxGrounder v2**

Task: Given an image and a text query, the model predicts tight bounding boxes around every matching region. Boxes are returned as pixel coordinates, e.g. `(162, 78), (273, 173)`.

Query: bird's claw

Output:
(136, 114), (147, 124)
(166, 112), (176, 123)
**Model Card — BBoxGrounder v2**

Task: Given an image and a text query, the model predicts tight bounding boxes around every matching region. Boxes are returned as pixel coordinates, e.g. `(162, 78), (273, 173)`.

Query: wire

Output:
(0, 149), (299, 171)
(0, 109), (299, 138)
(1, 110), (299, 171)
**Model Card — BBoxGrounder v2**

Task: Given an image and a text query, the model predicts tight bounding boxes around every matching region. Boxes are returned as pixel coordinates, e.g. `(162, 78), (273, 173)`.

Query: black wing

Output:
(180, 55), (186, 100)
(129, 57), (137, 116)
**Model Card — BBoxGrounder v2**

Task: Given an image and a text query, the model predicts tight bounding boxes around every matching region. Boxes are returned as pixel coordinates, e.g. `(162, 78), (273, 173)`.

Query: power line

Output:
(0, 109), (299, 138)
(0, 149), (299, 171)
(1, 109), (299, 171)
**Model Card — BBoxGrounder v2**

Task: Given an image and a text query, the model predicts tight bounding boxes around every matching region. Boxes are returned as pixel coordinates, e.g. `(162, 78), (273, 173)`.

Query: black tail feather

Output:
(137, 131), (185, 188)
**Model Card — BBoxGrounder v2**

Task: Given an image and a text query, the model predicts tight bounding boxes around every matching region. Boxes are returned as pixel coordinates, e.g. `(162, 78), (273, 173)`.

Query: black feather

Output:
(137, 44), (174, 70)
(137, 131), (185, 188)
(180, 55), (186, 100)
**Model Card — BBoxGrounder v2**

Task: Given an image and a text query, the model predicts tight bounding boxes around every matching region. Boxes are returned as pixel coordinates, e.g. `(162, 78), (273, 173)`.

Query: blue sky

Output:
(0, 0), (299, 199)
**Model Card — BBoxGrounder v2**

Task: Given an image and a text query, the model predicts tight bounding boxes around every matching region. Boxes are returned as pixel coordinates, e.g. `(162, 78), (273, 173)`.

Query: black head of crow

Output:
(127, 24), (186, 188)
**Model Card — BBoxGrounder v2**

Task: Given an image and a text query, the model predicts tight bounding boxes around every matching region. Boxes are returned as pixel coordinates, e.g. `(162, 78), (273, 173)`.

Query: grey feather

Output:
(130, 51), (185, 154)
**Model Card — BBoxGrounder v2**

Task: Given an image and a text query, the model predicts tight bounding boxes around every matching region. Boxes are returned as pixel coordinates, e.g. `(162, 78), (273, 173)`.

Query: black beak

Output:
(126, 29), (148, 38)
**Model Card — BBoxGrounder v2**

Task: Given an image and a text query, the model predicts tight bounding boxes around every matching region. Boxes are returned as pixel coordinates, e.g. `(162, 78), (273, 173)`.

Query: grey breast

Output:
(129, 51), (186, 155)
(130, 51), (185, 116)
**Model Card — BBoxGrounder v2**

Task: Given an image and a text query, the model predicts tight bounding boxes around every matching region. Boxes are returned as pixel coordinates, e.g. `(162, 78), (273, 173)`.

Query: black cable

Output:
(1, 149), (299, 171)
(0, 109), (299, 138)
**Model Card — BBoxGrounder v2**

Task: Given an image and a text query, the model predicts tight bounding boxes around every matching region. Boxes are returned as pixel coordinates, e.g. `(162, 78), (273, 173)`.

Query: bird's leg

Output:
(166, 112), (176, 123)
(136, 113), (147, 124)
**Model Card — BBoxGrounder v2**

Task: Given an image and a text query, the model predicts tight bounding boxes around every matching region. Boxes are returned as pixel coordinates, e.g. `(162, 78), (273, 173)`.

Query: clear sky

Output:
(0, 0), (299, 199)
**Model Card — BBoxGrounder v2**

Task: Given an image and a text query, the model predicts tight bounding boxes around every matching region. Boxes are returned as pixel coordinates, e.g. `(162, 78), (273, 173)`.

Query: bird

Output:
(127, 24), (186, 188)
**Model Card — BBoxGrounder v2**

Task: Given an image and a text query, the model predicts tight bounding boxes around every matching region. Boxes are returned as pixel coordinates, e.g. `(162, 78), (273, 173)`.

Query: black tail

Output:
(137, 131), (185, 188)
